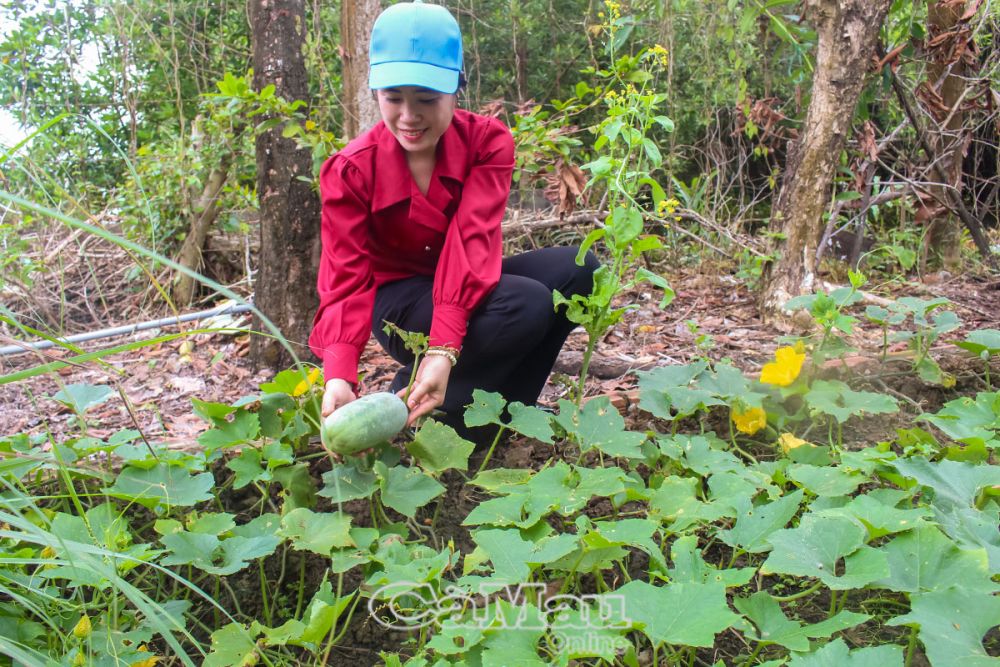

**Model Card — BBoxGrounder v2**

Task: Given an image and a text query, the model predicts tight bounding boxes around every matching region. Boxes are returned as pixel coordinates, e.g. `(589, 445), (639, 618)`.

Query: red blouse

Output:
(309, 109), (516, 385)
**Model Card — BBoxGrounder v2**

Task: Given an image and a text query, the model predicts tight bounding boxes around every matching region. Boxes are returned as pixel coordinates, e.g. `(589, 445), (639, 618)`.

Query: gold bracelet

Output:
(426, 347), (459, 366)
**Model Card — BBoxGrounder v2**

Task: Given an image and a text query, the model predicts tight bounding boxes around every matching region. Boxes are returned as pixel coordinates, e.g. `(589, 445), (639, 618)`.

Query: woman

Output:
(309, 0), (598, 443)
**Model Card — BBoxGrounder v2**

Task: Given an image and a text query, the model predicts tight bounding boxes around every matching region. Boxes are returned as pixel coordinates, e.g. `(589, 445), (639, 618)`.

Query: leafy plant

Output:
(954, 328), (1000, 389)
(553, 12), (676, 403)
(866, 296), (962, 385)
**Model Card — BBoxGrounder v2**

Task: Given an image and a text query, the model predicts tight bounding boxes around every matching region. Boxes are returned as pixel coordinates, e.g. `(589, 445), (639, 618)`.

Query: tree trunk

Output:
(340, 0), (381, 139)
(921, 0), (971, 272)
(172, 154), (233, 306)
(249, 0), (321, 370)
(759, 0), (892, 320)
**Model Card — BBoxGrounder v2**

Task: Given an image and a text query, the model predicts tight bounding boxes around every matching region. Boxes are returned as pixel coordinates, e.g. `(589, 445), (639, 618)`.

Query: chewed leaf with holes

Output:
(553, 397), (647, 458)
(761, 514), (889, 590)
(104, 464), (214, 510)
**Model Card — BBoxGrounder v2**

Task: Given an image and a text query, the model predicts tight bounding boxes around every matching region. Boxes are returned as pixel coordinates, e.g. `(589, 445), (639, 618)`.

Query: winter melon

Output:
(321, 392), (409, 455)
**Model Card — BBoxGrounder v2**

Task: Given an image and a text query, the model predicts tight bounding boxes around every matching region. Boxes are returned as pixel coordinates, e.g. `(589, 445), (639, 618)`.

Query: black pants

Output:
(372, 246), (599, 424)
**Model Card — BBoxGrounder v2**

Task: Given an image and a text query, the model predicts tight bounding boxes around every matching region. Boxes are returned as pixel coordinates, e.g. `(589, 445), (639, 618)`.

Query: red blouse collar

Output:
(370, 111), (469, 213)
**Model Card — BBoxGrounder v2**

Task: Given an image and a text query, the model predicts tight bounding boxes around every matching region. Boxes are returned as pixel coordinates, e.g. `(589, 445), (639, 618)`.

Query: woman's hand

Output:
(322, 378), (357, 417)
(398, 355), (452, 426)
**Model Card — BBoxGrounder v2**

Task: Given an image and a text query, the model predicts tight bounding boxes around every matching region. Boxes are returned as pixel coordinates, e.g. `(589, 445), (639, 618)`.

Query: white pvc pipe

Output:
(0, 303), (254, 357)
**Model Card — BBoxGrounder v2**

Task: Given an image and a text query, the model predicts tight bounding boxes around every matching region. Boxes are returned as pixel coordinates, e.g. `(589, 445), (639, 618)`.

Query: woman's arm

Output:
(428, 117), (516, 351)
(308, 155), (377, 413)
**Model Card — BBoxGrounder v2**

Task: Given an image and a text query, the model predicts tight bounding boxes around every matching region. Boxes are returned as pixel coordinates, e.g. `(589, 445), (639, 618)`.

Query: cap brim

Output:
(369, 61), (459, 94)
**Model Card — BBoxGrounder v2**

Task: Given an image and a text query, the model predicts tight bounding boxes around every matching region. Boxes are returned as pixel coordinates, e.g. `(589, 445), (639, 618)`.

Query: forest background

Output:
(1, 0), (997, 361)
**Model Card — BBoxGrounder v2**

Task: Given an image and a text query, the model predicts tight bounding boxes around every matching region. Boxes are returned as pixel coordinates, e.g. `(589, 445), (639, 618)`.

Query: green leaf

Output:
(639, 176), (666, 205)
(260, 368), (309, 395)
(160, 532), (220, 568)
(787, 464), (865, 497)
(820, 490), (931, 539)
(648, 475), (729, 531)
(762, 514), (889, 590)
(160, 528), (279, 576)
(261, 441), (293, 468)
(473, 528), (578, 582)
(192, 397), (237, 421)
(609, 206), (644, 251)
(227, 448), (268, 489)
(319, 463), (378, 503)
(553, 397), (646, 459)
(286, 580), (355, 646)
(642, 138), (662, 166)
(634, 268), (675, 308)
(470, 468), (534, 492)
(652, 115), (675, 132)
(104, 464), (215, 510)
(507, 402), (555, 444)
(922, 392), (1000, 450)
(872, 524), (998, 593)
(735, 592), (870, 651)
(408, 420), (475, 473)
(204, 622), (260, 667)
(465, 389), (506, 427)
(478, 600), (548, 666)
(272, 463), (317, 511)
(187, 512), (236, 535)
(592, 518), (666, 572)
(379, 465), (445, 518)
(719, 490), (804, 554)
(892, 458), (1000, 511)
(548, 601), (629, 661)
(669, 534), (754, 586)
(576, 227), (606, 263)
(367, 542), (453, 590)
(786, 638), (903, 666)
(661, 434), (745, 477)
(463, 493), (534, 528)
(50, 383), (114, 414)
(888, 587), (1000, 667)
(198, 410), (260, 453)
(278, 508), (355, 555)
(935, 505), (1000, 573)
(426, 617), (486, 656)
(955, 329), (1000, 357)
(637, 361), (724, 420)
(805, 380), (899, 424)
(605, 580), (739, 648)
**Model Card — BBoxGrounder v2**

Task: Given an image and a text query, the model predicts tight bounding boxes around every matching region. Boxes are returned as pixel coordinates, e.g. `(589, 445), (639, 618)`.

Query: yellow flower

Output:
(131, 645), (161, 667)
(657, 197), (680, 216)
(73, 614), (92, 639)
(304, 119), (317, 131)
(649, 43), (670, 67)
(732, 406), (767, 435)
(41, 546), (56, 559)
(292, 367), (322, 397)
(760, 343), (806, 387)
(778, 433), (809, 454)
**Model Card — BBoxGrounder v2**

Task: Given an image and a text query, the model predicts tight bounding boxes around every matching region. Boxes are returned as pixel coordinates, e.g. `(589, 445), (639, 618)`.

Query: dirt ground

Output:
(2, 261), (998, 444)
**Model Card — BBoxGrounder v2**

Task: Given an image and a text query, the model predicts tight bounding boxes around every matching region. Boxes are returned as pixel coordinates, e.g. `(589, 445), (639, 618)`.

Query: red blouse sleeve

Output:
(429, 118), (515, 349)
(308, 155), (375, 385)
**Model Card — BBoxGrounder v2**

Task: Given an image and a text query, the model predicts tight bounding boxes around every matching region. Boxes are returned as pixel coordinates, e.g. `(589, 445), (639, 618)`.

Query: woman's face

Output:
(376, 86), (457, 159)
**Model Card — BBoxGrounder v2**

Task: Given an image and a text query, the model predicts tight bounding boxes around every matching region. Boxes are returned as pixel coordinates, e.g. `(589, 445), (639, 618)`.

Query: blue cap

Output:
(369, 1), (463, 94)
